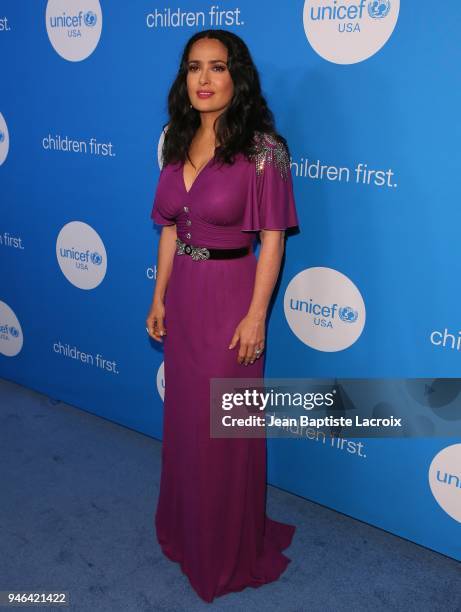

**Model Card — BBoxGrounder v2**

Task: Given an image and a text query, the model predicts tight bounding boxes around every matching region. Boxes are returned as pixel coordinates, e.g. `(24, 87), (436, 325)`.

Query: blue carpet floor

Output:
(1, 377), (460, 611)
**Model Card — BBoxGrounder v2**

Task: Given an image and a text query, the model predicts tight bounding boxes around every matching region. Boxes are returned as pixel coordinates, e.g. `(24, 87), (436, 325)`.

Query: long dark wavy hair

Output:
(161, 29), (288, 167)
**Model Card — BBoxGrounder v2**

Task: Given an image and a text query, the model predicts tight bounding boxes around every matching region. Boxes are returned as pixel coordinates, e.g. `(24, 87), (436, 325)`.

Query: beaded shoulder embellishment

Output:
(249, 132), (290, 181)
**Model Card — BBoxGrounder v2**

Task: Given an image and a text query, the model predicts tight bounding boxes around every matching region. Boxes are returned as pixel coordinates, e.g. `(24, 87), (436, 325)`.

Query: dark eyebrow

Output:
(187, 59), (227, 64)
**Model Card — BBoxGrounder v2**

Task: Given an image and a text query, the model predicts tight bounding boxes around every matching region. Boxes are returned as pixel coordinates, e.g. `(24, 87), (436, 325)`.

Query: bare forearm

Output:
(153, 225), (177, 304)
(246, 231), (285, 321)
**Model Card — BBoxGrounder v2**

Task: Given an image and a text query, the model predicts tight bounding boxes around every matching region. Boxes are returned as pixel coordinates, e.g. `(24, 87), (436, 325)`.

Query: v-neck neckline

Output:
(181, 150), (217, 195)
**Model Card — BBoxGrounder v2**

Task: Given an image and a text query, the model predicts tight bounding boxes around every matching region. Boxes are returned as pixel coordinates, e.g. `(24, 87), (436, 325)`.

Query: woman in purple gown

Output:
(146, 29), (300, 603)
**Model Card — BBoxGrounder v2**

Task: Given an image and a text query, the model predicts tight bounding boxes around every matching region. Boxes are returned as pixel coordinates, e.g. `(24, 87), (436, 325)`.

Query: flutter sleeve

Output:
(241, 133), (300, 232)
(150, 168), (176, 226)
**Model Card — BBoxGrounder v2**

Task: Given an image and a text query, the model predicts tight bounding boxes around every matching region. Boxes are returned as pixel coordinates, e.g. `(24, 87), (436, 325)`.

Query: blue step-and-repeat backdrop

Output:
(1, 1), (460, 561)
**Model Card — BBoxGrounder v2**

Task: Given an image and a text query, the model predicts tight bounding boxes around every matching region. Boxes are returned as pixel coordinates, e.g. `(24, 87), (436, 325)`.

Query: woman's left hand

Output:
(228, 314), (265, 365)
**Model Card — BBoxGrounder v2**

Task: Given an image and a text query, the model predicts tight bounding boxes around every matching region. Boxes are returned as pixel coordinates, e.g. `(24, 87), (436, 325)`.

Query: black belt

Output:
(176, 238), (249, 261)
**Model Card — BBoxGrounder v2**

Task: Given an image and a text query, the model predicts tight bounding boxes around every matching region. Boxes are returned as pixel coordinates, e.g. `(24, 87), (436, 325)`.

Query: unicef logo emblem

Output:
(303, 0), (400, 64)
(339, 306), (358, 323)
(9, 326), (19, 338)
(284, 267), (366, 352)
(56, 221), (107, 290)
(46, 0), (103, 62)
(368, 1), (391, 18)
(91, 251), (102, 265)
(84, 11), (97, 26)
(0, 131), (4, 143)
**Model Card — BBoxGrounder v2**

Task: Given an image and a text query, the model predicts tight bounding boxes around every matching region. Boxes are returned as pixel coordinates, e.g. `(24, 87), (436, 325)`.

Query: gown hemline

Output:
(155, 513), (296, 603)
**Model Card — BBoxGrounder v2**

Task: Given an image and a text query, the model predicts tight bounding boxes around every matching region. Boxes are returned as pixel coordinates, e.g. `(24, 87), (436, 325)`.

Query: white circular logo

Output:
(0, 301), (23, 357)
(284, 267), (366, 351)
(429, 444), (461, 523)
(303, 0), (400, 64)
(156, 361), (165, 400)
(46, 0), (103, 62)
(0, 112), (10, 166)
(56, 221), (107, 289)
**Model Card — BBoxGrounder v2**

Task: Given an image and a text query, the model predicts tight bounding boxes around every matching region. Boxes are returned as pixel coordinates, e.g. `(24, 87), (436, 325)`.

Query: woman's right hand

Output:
(146, 299), (167, 342)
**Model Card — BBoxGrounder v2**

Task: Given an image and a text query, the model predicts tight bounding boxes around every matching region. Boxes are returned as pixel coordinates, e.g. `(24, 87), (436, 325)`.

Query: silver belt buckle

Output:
(176, 238), (210, 261)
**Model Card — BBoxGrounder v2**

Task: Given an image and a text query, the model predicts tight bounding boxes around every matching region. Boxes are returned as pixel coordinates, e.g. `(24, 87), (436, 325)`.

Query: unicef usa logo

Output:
(0, 301), (23, 357)
(284, 267), (365, 351)
(303, 0), (400, 64)
(56, 221), (107, 289)
(46, 0), (102, 62)
(429, 444), (461, 523)
(0, 112), (10, 166)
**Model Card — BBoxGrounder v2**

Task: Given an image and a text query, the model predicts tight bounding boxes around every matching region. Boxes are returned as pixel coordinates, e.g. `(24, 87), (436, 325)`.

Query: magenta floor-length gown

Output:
(150, 131), (300, 603)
